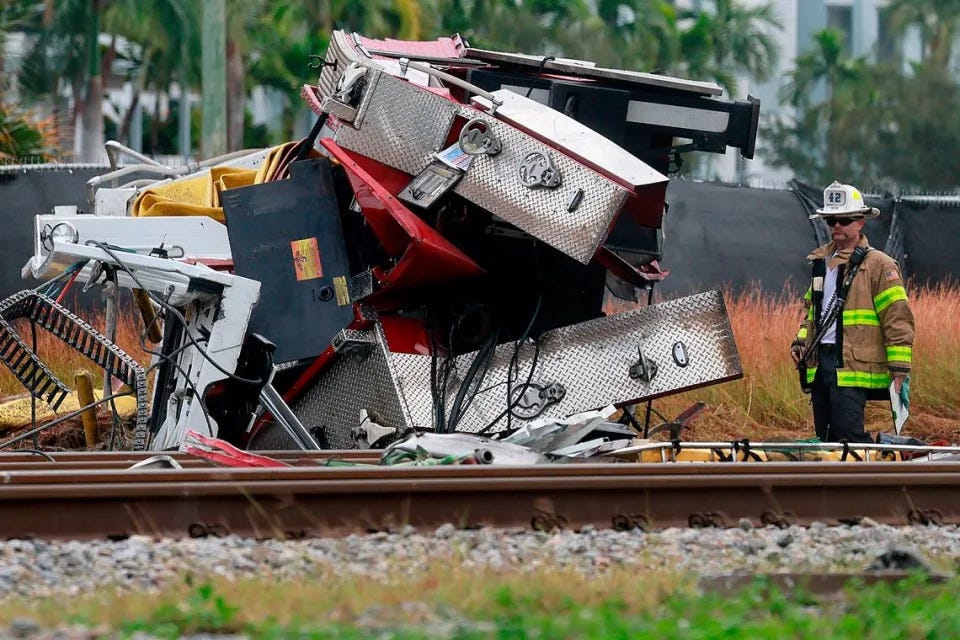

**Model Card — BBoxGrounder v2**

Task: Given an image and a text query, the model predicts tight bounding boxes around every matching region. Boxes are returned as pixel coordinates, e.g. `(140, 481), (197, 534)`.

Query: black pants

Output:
(811, 344), (871, 442)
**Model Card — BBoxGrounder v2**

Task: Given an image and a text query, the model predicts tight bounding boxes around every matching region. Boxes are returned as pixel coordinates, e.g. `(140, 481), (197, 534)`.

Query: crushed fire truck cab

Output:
(3, 31), (758, 452)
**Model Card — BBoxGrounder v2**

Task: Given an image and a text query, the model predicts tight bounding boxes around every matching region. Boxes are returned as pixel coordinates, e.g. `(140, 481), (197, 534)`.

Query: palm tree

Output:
(104, 0), (192, 145)
(886, 0), (960, 69)
(225, 0), (271, 152)
(678, 0), (781, 95)
(590, 0), (680, 70)
(246, 0), (429, 143)
(15, 0), (125, 161)
(0, 107), (53, 161)
(770, 29), (867, 182)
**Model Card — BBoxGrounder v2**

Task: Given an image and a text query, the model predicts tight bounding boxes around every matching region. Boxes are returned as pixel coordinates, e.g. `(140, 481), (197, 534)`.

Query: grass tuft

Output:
(3, 569), (960, 638)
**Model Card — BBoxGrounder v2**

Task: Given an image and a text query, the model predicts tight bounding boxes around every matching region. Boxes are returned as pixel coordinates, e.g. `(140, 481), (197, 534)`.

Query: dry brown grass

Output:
(0, 302), (151, 448)
(0, 304), (151, 399)
(0, 565), (687, 629)
(1, 285), (958, 447)
(643, 283), (960, 444)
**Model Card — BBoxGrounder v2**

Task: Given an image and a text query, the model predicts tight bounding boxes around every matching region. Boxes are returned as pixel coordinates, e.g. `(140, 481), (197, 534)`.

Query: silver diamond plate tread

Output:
(317, 31), (364, 100)
(291, 290), (740, 444)
(0, 290), (150, 450)
(291, 324), (413, 448)
(331, 70), (629, 264)
(392, 289), (742, 434)
(334, 71), (459, 176)
(452, 106), (629, 264)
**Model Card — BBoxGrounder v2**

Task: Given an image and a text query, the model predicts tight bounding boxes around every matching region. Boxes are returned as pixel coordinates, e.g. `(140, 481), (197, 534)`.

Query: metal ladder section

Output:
(0, 315), (69, 408)
(0, 290), (150, 450)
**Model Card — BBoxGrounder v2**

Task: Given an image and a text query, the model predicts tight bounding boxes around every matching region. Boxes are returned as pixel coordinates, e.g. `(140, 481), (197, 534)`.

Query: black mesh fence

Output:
(0, 166), (105, 296)
(1, 168), (957, 300)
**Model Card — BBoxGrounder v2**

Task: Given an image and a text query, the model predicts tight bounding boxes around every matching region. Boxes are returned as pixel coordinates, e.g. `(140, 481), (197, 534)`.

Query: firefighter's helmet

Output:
(811, 181), (879, 219)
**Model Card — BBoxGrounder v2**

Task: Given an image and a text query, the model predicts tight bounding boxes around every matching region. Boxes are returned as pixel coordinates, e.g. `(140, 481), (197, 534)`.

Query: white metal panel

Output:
(626, 101), (730, 133)
(27, 242), (237, 307)
(30, 215), (232, 265)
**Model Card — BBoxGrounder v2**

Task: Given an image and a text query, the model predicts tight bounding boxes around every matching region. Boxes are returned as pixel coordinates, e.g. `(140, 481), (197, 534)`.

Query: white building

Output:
(678, 0), (924, 186)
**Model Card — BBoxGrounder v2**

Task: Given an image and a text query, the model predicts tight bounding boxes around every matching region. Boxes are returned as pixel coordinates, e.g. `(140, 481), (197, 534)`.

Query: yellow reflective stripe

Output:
(837, 370), (890, 389)
(842, 309), (880, 326)
(874, 285), (907, 314)
(887, 345), (912, 363)
(806, 307), (814, 320)
(797, 327), (808, 340)
(806, 367), (816, 383)
(803, 288), (811, 301)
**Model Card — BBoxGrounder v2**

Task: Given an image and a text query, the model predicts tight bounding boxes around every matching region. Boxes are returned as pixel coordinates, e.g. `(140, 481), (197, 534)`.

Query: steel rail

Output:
(1, 460), (959, 478)
(0, 450), (380, 466)
(0, 462), (957, 539)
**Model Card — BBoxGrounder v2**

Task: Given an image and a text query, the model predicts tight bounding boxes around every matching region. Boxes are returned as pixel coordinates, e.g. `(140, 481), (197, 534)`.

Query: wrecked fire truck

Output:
(1, 31), (760, 455)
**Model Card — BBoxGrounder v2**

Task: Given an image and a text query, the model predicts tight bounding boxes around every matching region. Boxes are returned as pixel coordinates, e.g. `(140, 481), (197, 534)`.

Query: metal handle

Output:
(259, 382), (319, 450)
(399, 58), (503, 112)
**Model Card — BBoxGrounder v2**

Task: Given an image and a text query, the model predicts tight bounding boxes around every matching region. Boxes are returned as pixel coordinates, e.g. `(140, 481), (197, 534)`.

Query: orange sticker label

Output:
(291, 238), (323, 281)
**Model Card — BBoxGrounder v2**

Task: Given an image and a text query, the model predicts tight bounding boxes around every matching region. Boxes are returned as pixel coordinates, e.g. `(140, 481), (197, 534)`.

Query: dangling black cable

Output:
(476, 336), (541, 437)
(446, 328), (499, 433)
(525, 56), (556, 98)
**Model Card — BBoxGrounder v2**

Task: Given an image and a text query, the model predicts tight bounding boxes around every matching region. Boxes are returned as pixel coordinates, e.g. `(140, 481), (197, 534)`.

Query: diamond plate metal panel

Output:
(391, 290), (742, 434)
(334, 72), (459, 176)
(453, 106), (629, 264)
(330, 69), (630, 264)
(292, 291), (740, 444)
(317, 31), (365, 101)
(291, 325), (414, 448)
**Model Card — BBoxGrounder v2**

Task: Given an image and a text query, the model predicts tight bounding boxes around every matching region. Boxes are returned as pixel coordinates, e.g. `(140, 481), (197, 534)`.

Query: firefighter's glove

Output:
(790, 338), (805, 365)
(899, 375), (911, 411)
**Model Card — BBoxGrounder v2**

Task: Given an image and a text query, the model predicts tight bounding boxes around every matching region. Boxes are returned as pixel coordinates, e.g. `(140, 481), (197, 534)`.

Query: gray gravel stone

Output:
(0, 524), (953, 600)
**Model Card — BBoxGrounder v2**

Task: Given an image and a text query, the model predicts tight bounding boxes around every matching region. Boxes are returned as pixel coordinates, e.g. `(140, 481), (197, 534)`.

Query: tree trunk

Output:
(80, 74), (104, 162)
(70, 75), (84, 157)
(119, 49), (153, 141)
(225, 39), (245, 151)
(201, 0), (227, 158)
(150, 91), (162, 154)
(79, 0), (105, 163)
(319, 0), (332, 33)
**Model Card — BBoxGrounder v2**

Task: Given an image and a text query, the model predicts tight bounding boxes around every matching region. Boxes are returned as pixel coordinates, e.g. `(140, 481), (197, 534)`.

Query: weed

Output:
(120, 578), (241, 638)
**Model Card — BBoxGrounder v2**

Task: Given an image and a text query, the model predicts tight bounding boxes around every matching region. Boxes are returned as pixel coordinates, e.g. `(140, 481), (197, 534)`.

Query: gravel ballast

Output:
(0, 523), (957, 598)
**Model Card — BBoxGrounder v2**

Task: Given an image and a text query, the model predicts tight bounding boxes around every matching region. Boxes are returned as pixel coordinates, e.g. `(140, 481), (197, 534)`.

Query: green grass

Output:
(7, 571), (959, 639)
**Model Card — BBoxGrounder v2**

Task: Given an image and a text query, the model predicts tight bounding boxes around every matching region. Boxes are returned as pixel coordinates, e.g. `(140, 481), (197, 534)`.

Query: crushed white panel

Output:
(28, 215), (231, 274)
(28, 241), (237, 308)
(473, 90), (668, 191)
(19, 239), (260, 450)
(94, 187), (139, 216)
(151, 273), (260, 450)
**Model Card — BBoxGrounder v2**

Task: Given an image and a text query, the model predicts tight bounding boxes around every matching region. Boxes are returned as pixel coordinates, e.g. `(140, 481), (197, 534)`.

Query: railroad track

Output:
(0, 452), (957, 540)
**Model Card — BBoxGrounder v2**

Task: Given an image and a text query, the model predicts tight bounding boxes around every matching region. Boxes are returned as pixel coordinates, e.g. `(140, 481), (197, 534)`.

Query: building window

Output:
(876, 6), (898, 63)
(827, 5), (853, 53)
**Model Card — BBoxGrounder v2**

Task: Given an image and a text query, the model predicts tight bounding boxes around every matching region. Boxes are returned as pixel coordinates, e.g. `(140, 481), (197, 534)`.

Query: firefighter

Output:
(790, 181), (915, 442)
